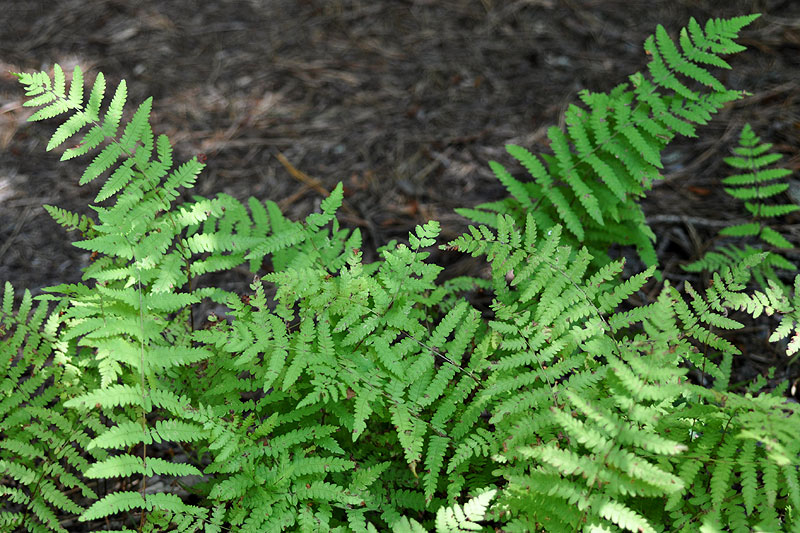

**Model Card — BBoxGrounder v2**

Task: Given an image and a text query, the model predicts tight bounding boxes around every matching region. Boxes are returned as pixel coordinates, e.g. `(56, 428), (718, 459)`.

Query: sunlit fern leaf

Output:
(432, 489), (496, 532)
(392, 516), (428, 533)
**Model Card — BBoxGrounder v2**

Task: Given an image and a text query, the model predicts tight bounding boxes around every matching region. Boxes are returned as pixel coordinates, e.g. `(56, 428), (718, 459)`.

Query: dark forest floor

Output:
(1, 0), (799, 399)
(1, 1), (800, 530)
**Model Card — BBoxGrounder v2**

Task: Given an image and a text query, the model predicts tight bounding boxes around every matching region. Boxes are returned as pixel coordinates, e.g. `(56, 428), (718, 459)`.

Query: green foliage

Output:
(457, 14), (759, 271)
(4, 13), (800, 533)
(0, 283), (101, 532)
(684, 123), (798, 290)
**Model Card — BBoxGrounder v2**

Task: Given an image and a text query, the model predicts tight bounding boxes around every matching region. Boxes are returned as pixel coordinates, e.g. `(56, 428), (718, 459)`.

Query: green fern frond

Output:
(460, 15), (757, 274)
(685, 123), (797, 290)
(765, 275), (800, 355)
(433, 489), (496, 532)
(42, 204), (97, 237)
(0, 283), (100, 532)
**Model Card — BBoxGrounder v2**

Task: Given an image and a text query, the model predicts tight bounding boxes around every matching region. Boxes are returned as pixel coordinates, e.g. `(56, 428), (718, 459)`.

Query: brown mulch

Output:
(2, 0), (798, 294)
(2, 0), (798, 386)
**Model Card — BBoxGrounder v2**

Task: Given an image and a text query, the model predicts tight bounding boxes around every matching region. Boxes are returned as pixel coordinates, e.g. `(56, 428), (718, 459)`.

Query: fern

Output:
(0, 283), (101, 532)
(685, 123), (798, 289)
(7, 13), (800, 533)
(458, 15), (760, 271)
(665, 386), (800, 531)
(393, 490), (497, 533)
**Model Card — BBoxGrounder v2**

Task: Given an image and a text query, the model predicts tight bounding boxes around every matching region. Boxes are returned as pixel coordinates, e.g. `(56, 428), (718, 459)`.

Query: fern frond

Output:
(685, 123), (797, 290)
(461, 16), (756, 274)
(14, 16), (795, 531)
(0, 284), (99, 532)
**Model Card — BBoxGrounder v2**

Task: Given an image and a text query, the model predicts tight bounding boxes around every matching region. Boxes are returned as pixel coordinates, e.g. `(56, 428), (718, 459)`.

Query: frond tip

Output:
(460, 14), (759, 272)
(684, 123), (797, 290)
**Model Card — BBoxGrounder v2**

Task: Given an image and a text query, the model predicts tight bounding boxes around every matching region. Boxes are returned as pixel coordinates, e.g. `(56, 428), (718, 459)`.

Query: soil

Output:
(3, 0), (800, 372)
(2, 0), (797, 287)
(0, 2), (798, 367)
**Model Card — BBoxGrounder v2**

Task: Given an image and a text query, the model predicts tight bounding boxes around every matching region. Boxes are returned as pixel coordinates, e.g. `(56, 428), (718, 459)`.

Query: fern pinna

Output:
(458, 15), (760, 271)
(684, 123), (798, 290)
(4, 12), (800, 533)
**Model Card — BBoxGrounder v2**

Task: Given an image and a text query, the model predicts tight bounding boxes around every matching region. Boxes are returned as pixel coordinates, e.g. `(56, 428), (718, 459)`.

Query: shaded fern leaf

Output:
(685, 123), (797, 291)
(0, 283), (100, 533)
